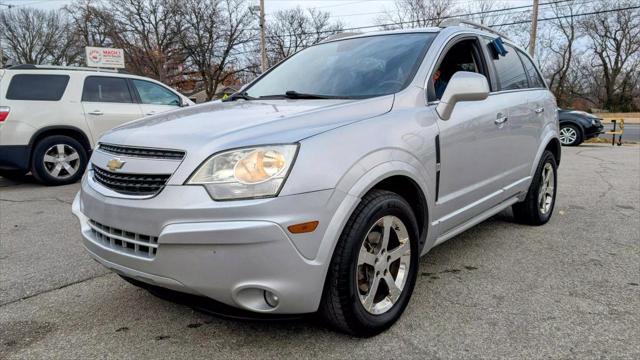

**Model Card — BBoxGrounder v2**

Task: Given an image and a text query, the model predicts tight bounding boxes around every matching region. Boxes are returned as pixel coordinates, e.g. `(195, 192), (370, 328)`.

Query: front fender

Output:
(313, 158), (435, 279)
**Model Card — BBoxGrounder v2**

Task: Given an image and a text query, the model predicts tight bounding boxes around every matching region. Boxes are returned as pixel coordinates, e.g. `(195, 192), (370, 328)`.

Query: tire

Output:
(512, 150), (557, 225)
(320, 189), (419, 337)
(559, 124), (582, 146)
(31, 135), (87, 186)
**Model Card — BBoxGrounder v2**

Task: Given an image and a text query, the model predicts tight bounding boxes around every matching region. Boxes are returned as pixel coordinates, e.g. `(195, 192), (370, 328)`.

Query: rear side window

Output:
(82, 76), (133, 103)
(487, 43), (529, 91)
(132, 79), (181, 106)
(6, 74), (70, 101)
(517, 51), (546, 88)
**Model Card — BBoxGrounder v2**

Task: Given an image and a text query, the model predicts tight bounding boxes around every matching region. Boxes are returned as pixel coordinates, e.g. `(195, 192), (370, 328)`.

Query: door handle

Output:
(88, 110), (103, 116)
(494, 115), (508, 125)
(534, 107), (545, 114)
(145, 111), (157, 116)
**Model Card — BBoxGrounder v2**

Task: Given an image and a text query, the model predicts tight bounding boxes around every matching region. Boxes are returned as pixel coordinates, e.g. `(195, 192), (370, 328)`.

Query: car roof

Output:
(3, 65), (165, 82)
(321, 24), (528, 57)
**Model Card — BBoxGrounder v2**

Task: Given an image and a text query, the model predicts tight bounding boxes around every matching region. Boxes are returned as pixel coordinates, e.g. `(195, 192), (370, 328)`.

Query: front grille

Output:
(98, 143), (185, 160)
(93, 166), (170, 196)
(88, 219), (158, 259)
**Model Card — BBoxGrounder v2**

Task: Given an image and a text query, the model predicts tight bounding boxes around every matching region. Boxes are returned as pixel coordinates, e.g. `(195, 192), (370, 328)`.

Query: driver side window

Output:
(430, 38), (488, 101)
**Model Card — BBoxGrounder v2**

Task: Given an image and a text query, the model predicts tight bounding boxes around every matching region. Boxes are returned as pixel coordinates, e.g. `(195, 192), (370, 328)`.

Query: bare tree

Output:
(0, 7), (80, 65)
(537, 0), (584, 107)
(177, 0), (254, 101)
(64, 1), (112, 49)
(376, 0), (458, 29)
(100, 0), (182, 83)
(264, 7), (343, 65)
(581, 0), (640, 111)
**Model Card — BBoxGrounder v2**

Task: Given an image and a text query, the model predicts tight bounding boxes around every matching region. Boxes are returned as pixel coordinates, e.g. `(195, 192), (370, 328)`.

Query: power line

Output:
(250, 0), (573, 38)
(491, 4), (640, 27)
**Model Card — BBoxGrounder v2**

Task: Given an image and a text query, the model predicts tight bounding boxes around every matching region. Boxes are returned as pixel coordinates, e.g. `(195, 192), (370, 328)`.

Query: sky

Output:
(1, 0), (533, 28)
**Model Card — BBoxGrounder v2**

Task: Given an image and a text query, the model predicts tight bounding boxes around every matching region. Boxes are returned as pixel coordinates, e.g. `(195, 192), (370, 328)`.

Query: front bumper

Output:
(73, 176), (344, 314)
(584, 124), (605, 139)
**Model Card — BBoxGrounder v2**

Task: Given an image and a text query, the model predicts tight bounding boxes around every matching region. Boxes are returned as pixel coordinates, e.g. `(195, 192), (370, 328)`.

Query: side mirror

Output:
(436, 71), (490, 120)
(180, 99), (189, 107)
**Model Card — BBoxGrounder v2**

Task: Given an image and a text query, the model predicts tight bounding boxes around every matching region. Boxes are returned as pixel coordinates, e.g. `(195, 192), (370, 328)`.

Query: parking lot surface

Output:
(1, 145), (639, 359)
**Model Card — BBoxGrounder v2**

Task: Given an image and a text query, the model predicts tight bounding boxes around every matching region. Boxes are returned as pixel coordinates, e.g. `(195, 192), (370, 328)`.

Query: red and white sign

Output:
(85, 47), (125, 68)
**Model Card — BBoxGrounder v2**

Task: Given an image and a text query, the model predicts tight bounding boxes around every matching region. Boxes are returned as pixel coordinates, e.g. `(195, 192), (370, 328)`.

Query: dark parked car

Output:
(558, 109), (605, 146)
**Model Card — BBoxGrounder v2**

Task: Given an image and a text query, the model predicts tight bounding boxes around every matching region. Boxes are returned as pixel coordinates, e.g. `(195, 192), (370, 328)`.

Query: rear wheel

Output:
(31, 135), (87, 186)
(559, 124), (582, 146)
(512, 150), (557, 225)
(320, 189), (419, 337)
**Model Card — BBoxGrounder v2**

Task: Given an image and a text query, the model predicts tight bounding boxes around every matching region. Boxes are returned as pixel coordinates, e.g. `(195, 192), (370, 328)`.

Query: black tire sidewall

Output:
(561, 124), (582, 146)
(341, 193), (419, 334)
(535, 152), (558, 223)
(31, 135), (87, 186)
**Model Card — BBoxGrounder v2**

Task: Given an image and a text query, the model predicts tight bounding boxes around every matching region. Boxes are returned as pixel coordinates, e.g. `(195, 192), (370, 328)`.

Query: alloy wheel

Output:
(43, 144), (80, 179)
(356, 215), (411, 315)
(538, 162), (555, 214)
(559, 126), (578, 145)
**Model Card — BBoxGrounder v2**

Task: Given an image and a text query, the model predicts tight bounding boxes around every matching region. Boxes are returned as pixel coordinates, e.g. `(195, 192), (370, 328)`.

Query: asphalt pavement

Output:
(1, 145), (639, 359)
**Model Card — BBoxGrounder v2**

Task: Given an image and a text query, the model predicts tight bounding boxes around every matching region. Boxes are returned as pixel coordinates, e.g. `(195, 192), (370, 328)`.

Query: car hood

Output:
(100, 96), (394, 155)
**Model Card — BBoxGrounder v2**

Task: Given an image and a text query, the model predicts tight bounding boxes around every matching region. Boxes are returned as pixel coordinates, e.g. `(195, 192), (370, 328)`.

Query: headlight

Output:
(187, 144), (298, 200)
(591, 119), (598, 126)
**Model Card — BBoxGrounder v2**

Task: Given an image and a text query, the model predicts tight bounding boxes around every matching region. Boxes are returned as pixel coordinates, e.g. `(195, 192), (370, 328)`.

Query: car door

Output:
(430, 36), (515, 234)
(81, 76), (143, 142)
(130, 79), (182, 117)
(517, 50), (552, 167)
(482, 40), (540, 185)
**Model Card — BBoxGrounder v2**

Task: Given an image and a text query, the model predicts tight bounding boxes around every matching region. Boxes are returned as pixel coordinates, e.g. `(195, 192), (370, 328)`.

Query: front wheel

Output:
(512, 150), (557, 225)
(559, 124), (582, 146)
(320, 189), (419, 336)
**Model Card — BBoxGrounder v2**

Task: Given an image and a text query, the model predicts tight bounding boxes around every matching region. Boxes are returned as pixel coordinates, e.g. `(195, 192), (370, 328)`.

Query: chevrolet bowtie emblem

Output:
(106, 158), (126, 171)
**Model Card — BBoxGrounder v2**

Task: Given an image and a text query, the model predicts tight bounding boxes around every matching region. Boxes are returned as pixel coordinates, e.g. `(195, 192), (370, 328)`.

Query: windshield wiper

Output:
(258, 90), (344, 100)
(225, 91), (256, 102)
(284, 90), (335, 99)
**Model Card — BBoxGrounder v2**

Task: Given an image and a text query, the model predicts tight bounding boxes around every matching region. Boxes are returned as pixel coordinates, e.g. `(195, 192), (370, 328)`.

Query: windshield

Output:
(245, 33), (436, 99)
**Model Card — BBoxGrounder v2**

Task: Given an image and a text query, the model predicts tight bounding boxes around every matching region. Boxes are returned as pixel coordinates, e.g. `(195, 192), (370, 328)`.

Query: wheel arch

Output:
(367, 175), (429, 252)
(545, 137), (561, 166)
(28, 126), (93, 163)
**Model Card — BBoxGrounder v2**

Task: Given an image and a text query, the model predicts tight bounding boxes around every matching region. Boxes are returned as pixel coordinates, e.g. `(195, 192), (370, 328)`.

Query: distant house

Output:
(187, 85), (240, 103)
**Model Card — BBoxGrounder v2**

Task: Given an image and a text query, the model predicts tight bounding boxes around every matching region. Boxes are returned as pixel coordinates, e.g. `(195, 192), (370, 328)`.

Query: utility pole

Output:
(529, 0), (539, 57)
(259, 0), (267, 73)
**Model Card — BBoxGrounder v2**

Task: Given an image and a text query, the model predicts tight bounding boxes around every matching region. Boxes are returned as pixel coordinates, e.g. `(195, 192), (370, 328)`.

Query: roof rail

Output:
(441, 18), (512, 41)
(7, 64), (127, 73)
(322, 32), (362, 42)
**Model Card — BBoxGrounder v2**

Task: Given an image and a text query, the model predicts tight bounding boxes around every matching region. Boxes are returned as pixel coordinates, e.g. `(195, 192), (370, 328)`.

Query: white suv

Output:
(0, 65), (193, 185)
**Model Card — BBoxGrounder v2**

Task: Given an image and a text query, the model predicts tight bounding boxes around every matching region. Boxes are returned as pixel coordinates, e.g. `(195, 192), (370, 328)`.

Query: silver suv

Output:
(73, 23), (560, 336)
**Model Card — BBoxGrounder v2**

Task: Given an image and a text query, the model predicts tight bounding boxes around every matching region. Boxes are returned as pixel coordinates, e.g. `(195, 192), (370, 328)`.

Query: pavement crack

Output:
(0, 272), (112, 308)
(0, 197), (72, 205)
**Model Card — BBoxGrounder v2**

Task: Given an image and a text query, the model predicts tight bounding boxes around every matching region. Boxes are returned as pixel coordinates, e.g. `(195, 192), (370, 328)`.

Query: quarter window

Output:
(132, 80), (181, 106)
(488, 43), (529, 91)
(6, 74), (70, 101)
(82, 76), (133, 103)
(517, 51), (546, 88)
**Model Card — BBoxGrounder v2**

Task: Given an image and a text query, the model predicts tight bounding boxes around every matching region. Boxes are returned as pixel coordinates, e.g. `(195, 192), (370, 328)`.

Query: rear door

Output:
(81, 76), (143, 142)
(481, 38), (534, 186)
(130, 79), (182, 117)
(517, 49), (552, 166)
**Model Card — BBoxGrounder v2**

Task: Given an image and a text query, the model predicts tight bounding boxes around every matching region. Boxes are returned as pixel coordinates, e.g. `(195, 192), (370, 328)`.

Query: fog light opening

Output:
(264, 290), (279, 308)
